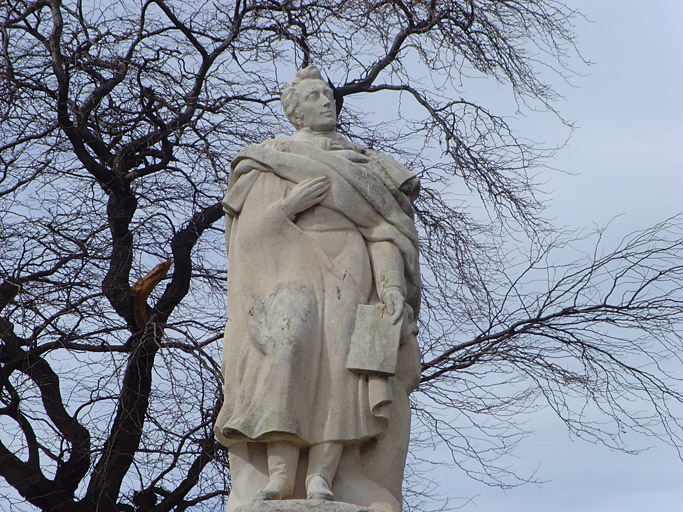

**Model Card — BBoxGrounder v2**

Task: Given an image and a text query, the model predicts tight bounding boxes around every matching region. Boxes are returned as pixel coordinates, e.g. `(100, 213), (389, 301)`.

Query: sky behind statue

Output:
(429, 1), (683, 510)
(1, 2), (680, 510)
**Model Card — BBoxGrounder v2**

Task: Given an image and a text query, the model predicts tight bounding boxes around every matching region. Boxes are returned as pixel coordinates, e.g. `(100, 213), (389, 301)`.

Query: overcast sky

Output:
(3, 2), (680, 510)
(428, 1), (683, 510)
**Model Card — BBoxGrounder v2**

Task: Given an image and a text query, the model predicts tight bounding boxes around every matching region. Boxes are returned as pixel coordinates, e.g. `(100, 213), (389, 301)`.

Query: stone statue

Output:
(214, 66), (422, 512)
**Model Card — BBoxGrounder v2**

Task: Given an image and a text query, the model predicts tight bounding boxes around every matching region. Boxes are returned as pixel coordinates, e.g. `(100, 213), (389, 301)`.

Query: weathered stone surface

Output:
(213, 66), (422, 512)
(234, 499), (381, 512)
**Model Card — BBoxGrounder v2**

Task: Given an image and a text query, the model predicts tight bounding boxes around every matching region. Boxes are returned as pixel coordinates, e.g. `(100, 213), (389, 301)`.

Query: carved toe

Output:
(255, 480), (285, 501)
(306, 474), (334, 501)
(254, 489), (282, 501)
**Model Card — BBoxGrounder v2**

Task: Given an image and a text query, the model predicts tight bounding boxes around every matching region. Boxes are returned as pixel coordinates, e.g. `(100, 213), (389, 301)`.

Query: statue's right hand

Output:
(281, 176), (330, 218)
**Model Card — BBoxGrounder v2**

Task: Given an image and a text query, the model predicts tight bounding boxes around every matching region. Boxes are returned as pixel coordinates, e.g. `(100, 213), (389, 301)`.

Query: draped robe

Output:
(214, 132), (421, 509)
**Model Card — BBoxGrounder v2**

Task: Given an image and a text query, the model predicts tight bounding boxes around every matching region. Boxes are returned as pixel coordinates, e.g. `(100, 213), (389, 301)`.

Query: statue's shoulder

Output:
(253, 136), (302, 153)
(233, 138), (288, 163)
(365, 147), (404, 168)
(261, 137), (283, 149)
(237, 137), (276, 153)
(365, 148), (419, 193)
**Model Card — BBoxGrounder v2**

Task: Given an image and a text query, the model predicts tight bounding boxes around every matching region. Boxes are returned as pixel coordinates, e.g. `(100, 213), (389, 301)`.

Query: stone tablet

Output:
(347, 304), (402, 377)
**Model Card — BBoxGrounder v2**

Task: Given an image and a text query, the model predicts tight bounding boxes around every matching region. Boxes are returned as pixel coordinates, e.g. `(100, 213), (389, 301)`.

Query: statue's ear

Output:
(328, 79), (344, 117)
(292, 110), (303, 128)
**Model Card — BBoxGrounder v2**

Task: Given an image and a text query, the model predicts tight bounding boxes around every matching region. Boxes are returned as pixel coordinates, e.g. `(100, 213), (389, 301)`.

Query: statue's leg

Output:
(306, 441), (343, 500)
(256, 441), (300, 500)
(225, 443), (249, 512)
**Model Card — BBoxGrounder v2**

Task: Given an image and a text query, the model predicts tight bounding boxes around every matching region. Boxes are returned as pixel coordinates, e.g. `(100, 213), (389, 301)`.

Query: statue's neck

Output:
(295, 127), (337, 140)
(293, 127), (361, 152)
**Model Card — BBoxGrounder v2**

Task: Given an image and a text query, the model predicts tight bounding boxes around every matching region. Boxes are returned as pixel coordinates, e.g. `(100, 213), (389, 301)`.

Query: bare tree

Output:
(1, 1), (681, 511)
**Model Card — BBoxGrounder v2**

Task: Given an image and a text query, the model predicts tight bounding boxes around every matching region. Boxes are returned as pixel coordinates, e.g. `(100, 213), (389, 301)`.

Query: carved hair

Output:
(281, 66), (332, 129)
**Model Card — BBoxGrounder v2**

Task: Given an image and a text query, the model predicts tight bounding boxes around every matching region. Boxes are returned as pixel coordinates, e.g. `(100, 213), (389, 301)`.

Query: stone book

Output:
(347, 304), (402, 377)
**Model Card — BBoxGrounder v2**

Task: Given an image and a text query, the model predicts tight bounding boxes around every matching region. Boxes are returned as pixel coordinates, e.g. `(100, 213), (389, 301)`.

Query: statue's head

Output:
(282, 66), (337, 132)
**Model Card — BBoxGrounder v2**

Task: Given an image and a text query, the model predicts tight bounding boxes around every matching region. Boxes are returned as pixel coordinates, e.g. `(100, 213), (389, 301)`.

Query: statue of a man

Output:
(214, 66), (421, 512)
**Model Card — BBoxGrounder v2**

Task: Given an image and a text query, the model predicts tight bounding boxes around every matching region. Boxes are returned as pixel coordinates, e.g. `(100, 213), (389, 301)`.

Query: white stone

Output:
(234, 499), (382, 512)
(214, 66), (421, 512)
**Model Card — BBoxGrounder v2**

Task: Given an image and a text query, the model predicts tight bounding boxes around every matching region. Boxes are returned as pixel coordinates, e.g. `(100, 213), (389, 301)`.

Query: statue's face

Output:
(294, 79), (336, 132)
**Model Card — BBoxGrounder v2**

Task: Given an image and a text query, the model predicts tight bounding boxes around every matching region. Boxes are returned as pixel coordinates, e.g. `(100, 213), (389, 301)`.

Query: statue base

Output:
(234, 500), (384, 512)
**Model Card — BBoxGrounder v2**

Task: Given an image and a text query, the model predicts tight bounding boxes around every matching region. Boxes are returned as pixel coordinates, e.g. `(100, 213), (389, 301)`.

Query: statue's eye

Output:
(306, 92), (319, 101)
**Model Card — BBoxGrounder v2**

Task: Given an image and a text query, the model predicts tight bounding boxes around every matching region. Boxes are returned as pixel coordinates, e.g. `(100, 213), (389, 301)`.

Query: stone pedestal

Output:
(234, 500), (382, 512)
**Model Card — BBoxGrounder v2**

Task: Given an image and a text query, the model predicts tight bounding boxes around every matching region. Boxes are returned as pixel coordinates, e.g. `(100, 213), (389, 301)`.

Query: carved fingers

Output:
(383, 288), (406, 325)
(282, 176), (330, 218)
